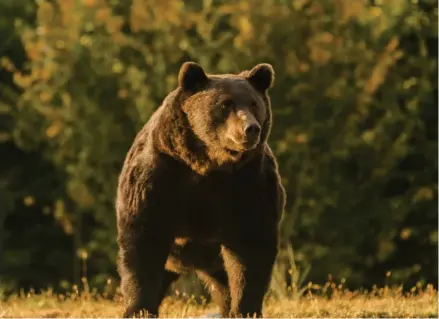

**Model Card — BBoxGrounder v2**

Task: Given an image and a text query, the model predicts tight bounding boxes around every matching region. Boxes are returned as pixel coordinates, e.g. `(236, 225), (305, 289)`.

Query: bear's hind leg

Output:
(157, 270), (180, 305)
(196, 268), (231, 317)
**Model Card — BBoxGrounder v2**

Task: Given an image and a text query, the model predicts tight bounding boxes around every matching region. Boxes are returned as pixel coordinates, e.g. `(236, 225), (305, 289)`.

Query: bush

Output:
(1, 0), (437, 292)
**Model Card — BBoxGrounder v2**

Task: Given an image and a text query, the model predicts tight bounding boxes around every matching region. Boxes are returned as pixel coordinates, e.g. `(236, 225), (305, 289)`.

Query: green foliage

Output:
(0, 0), (437, 293)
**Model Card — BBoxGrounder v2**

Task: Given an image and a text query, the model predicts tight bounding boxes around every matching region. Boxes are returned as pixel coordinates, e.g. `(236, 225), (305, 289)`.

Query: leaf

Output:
(45, 120), (62, 138)
(36, 1), (54, 26)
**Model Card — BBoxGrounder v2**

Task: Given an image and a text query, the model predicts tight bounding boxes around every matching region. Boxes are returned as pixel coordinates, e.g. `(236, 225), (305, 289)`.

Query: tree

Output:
(1, 0), (436, 292)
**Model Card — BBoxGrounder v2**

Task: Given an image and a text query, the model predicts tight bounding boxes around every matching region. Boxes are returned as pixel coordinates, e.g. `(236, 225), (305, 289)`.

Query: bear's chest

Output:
(171, 171), (247, 240)
(182, 172), (235, 213)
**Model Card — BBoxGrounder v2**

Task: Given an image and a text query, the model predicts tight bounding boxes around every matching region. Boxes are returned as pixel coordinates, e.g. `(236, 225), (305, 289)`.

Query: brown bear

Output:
(116, 62), (286, 318)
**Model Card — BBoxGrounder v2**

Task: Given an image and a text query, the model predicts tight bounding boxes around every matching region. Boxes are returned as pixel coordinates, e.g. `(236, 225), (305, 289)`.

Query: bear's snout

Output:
(244, 123), (261, 141)
(235, 109), (261, 148)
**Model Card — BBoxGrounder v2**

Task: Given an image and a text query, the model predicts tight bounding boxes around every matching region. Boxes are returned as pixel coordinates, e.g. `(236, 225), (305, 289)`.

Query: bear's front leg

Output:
(117, 219), (173, 318)
(221, 233), (278, 318)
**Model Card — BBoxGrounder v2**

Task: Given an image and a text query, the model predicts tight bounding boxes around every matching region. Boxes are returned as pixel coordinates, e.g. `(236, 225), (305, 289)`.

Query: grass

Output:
(0, 284), (437, 318)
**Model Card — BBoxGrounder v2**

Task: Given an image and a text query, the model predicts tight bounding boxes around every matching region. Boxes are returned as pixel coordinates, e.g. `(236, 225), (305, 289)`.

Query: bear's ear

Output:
(178, 62), (209, 92)
(245, 63), (275, 93)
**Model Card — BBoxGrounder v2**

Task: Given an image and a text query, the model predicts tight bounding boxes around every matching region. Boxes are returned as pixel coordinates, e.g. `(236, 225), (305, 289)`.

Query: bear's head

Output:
(177, 62), (274, 162)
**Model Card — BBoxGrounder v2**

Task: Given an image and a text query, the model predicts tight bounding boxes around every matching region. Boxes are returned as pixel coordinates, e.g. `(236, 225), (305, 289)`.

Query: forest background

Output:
(0, 0), (437, 297)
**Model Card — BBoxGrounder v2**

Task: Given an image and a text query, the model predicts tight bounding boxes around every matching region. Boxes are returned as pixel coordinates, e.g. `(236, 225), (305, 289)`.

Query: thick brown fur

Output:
(116, 62), (286, 318)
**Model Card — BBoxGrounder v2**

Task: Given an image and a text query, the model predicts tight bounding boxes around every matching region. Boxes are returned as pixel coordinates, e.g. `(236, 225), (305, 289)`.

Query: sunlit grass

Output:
(0, 283), (437, 318)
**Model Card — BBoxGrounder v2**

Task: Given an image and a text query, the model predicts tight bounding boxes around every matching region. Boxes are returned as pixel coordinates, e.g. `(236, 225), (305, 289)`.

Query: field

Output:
(1, 285), (437, 318)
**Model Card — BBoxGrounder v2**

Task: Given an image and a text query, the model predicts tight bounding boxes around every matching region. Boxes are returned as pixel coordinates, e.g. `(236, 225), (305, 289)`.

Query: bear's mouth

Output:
(227, 136), (259, 152)
(242, 140), (259, 150)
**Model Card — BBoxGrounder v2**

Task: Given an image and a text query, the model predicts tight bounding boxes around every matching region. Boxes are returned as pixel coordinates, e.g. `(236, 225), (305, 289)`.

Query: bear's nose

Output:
(244, 123), (261, 138)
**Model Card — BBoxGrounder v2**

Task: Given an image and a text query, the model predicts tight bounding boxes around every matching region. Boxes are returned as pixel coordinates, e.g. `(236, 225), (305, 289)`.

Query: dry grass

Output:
(0, 285), (437, 318)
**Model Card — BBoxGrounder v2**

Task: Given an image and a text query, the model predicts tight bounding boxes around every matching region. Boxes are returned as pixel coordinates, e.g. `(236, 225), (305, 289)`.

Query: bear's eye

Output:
(221, 100), (235, 110)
